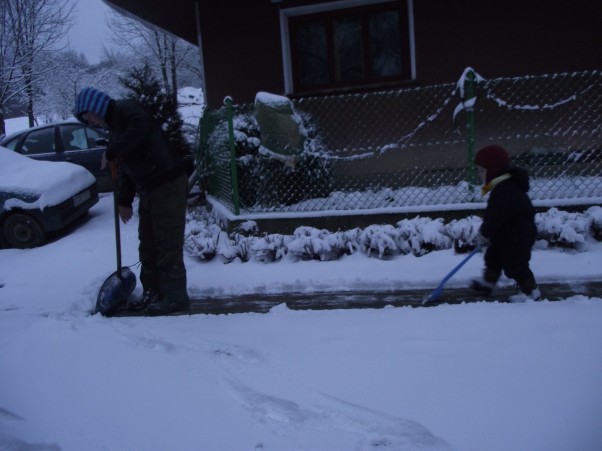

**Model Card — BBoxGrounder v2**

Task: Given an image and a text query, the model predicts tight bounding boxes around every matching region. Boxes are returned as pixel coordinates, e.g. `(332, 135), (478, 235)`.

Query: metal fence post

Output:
(224, 96), (240, 215)
(192, 106), (206, 194)
(465, 69), (477, 196)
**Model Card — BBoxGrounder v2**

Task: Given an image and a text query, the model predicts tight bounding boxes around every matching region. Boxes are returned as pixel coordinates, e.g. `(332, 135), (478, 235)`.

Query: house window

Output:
(282, 0), (414, 94)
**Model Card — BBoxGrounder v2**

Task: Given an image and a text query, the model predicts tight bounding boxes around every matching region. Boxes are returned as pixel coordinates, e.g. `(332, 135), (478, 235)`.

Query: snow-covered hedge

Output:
(183, 206), (602, 263)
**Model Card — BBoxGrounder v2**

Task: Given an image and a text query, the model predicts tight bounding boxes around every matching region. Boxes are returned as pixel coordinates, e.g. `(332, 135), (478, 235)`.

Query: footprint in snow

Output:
(223, 377), (454, 450)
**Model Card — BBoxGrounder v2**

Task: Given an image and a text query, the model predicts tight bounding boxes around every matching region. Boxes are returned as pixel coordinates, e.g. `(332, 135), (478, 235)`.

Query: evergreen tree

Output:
(119, 62), (190, 158)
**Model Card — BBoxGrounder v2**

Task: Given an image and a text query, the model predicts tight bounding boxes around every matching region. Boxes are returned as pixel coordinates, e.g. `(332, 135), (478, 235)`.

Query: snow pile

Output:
(536, 207), (601, 249)
(177, 87), (204, 106)
(444, 215), (482, 252)
(249, 233), (289, 263)
(395, 217), (452, 256)
(183, 220), (221, 260)
(289, 225), (356, 261)
(176, 87), (207, 129)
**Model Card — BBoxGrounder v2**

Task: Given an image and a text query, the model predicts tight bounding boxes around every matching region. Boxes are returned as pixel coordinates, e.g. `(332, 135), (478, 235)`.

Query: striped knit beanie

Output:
(74, 87), (112, 123)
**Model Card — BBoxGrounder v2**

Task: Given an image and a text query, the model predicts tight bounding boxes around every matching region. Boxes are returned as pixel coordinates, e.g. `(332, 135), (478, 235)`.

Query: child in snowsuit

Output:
(471, 145), (540, 301)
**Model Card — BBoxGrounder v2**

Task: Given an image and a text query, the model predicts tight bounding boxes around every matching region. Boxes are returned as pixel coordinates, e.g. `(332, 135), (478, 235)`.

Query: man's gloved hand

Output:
(476, 233), (490, 250)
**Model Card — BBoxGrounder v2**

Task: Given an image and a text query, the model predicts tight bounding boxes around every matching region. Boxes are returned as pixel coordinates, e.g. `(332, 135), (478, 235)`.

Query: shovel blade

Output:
(95, 267), (136, 315)
(423, 286), (444, 304)
(422, 248), (481, 305)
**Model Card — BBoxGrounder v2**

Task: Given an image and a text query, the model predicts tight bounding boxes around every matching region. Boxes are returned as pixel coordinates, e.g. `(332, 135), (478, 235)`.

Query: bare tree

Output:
(0, 0), (27, 135)
(34, 49), (123, 122)
(107, 9), (202, 104)
(3, 0), (75, 128)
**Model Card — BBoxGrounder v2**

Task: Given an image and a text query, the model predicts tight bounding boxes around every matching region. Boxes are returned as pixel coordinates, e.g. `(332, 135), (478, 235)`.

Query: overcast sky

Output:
(66, 0), (114, 64)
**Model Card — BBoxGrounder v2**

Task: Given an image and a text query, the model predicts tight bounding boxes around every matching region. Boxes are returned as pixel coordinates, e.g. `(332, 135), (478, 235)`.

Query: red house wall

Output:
(199, 0), (601, 108)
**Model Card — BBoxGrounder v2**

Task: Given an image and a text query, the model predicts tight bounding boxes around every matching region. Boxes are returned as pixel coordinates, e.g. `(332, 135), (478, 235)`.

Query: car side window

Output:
(60, 124), (87, 151)
(21, 128), (55, 155)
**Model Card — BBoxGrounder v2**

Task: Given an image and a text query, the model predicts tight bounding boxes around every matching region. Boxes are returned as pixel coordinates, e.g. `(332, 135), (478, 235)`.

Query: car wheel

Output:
(3, 213), (46, 249)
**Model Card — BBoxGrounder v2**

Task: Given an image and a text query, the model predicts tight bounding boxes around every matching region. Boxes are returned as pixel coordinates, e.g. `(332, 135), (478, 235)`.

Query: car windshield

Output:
(1, 135), (19, 151)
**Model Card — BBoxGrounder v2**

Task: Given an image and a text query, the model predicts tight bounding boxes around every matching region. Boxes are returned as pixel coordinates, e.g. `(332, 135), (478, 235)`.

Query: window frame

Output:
(279, 0), (416, 95)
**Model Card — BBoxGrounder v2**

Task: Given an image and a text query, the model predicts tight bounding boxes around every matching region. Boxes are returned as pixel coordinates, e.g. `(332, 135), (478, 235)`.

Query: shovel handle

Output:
(107, 157), (123, 274)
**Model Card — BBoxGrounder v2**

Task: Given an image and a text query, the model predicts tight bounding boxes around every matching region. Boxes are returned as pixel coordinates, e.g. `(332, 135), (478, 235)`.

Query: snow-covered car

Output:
(0, 120), (111, 191)
(0, 146), (99, 249)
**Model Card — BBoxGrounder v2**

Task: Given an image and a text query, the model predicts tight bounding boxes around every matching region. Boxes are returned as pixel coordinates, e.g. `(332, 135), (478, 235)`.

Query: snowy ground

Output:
(2, 114), (602, 451)
(1, 193), (602, 451)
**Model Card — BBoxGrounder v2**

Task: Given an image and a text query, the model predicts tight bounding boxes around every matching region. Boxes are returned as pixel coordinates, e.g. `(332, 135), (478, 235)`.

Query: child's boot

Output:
(509, 273), (541, 302)
(470, 269), (500, 296)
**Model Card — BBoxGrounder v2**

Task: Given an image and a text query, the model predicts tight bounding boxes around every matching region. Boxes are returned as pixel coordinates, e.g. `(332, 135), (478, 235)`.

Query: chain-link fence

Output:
(198, 69), (602, 215)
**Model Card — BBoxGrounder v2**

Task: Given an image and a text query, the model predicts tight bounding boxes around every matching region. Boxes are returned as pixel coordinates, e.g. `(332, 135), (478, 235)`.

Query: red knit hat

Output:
(475, 145), (510, 182)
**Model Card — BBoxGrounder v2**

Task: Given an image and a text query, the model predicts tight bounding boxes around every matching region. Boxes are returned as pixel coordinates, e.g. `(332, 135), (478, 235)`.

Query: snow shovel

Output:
(422, 248), (481, 304)
(94, 163), (136, 315)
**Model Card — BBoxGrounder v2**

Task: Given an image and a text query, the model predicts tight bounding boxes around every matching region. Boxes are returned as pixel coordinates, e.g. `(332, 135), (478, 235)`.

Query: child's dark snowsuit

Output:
(474, 145), (539, 297)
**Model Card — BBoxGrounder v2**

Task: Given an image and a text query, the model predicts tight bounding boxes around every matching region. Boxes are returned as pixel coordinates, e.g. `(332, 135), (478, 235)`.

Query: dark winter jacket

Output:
(105, 99), (185, 207)
(480, 166), (536, 247)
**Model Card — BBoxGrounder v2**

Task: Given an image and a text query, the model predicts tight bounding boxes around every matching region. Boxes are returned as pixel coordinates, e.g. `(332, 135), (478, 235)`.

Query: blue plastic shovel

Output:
(423, 248), (481, 304)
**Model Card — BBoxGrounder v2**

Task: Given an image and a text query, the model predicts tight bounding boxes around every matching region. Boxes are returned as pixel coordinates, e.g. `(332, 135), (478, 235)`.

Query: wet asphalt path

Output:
(112, 280), (602, 317)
